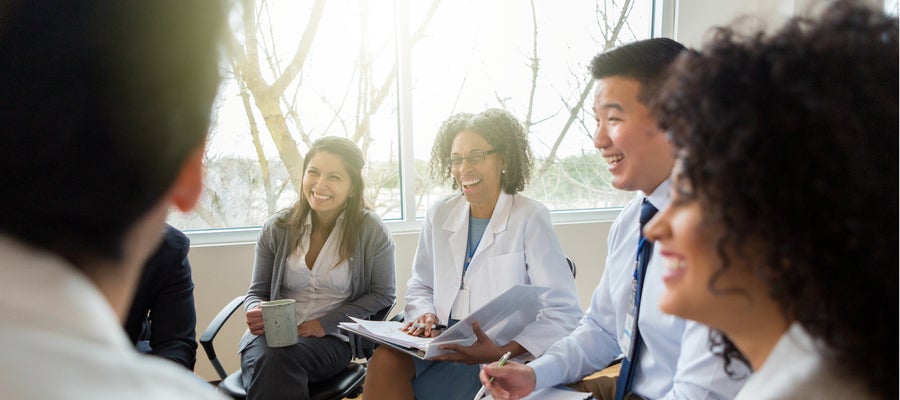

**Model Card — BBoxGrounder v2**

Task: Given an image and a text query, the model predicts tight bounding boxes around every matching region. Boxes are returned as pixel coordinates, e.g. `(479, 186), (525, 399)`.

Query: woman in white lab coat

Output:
(364, 108), (582, 400)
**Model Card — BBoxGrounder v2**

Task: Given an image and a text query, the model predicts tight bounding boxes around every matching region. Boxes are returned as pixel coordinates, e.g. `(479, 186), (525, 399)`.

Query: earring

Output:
(502, 170), (506, 174)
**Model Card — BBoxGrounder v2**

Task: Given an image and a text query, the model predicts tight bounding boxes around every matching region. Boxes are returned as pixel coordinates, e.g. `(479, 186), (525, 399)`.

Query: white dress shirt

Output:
(0, 235), (227, 400)
(736, 323), (871, 399)
(283, 213), (352, 324)
(530, 178), (748, 399)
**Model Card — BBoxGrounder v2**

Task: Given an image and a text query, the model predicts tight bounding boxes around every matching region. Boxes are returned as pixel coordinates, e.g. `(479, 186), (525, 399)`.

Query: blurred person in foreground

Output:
(645, 2), (897, 399)
(0, 0), (227, 398)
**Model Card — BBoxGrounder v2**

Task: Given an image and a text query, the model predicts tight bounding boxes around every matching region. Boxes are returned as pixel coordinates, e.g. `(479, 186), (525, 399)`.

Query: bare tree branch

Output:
(191, 200), (224, 228)
(243, 0), (262, 80)
(352, 0), (443, 142)
(604, 0), (633, 49)
(227, 1), (329, 196)
(538, 76), (595, 174)
(536, 0), (633, 175)
(281, 91), (313, 147)
(270, 0), (326, 95)
(524, 0), (539, 130)
(236, 68), (276, 215)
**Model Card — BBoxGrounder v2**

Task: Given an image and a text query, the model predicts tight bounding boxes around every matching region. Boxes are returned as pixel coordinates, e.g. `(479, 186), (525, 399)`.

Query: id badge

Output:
(622, 294), (638, 358)
(450, 288), (470, 319)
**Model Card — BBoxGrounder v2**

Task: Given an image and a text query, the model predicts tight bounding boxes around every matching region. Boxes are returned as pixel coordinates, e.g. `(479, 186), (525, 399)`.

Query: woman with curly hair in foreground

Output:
(645, 2), (897, 399)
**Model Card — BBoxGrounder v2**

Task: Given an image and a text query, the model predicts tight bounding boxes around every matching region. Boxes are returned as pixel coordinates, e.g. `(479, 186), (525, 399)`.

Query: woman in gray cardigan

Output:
(240, 137), (396, 400)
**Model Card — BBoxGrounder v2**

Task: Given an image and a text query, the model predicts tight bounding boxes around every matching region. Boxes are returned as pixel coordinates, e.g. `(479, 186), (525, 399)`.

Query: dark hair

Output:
(279, 136), (369, 264)
(653, 2), (897, 397)
(0, 0), (224, 267)
(429, 108), (533, 194)
(590, 37), (686, 104)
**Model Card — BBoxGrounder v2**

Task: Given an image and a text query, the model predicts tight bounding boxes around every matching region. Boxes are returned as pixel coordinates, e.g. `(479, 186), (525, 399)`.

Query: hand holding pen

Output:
(477, 357), (537, 400)
(403, 312), (444, 337)
(473, 351), (512, 399)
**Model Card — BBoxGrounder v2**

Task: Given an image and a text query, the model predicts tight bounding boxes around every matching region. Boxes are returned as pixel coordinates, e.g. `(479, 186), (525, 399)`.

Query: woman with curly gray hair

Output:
(364, 109), (582, 400)
(645, 2), (897, 399)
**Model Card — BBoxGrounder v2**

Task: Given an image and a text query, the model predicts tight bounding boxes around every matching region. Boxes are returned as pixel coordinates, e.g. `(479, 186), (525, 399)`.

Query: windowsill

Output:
(185, 208), (623, 247)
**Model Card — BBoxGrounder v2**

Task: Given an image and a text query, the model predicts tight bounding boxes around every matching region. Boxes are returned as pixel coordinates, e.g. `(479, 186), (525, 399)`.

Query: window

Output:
(887, 0), (898, 17)
(169, 0), (663, 238)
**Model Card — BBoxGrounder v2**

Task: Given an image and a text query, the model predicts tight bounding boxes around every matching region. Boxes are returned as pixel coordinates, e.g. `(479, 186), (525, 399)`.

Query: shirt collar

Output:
(642, 177), (672, 210)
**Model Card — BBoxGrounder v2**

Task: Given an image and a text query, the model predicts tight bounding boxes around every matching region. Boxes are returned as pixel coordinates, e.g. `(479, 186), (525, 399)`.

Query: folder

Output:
(338, 284), (550, 359)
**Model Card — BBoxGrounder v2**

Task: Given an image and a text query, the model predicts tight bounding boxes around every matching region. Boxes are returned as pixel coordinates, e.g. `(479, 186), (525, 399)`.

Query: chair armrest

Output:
(199, 295), (246, 380)
(370, 303), (394, 322)
(390, 312), (405, 323)
(347, 302), (396, 360)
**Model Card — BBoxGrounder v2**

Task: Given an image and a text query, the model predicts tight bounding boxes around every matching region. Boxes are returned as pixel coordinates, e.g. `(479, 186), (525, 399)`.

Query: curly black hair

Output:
(652, 2), (897, 397)
(429, 108), (533, 194)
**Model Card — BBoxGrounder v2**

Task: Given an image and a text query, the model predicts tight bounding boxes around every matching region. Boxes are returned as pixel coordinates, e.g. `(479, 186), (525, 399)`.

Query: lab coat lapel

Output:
(442, 195), (470, 281)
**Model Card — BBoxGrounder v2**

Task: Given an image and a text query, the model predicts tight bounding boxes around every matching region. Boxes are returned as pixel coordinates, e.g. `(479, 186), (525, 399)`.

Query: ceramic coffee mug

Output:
(260, 299), (297, 347)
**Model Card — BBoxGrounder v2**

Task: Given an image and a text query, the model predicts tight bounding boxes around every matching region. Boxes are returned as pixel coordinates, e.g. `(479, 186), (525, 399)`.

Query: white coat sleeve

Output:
(510, 206), (583, 358)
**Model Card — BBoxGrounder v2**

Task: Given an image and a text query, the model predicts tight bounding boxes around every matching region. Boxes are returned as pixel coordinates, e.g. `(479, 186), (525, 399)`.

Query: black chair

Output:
(199, 296), (393, 400)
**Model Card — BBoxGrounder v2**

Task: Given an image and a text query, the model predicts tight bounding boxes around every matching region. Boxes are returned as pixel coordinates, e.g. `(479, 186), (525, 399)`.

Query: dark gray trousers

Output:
(240, 335), (352, 400)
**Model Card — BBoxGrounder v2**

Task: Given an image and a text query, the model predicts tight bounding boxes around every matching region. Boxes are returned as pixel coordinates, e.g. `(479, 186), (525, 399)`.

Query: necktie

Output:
(615, 198), (658, 400)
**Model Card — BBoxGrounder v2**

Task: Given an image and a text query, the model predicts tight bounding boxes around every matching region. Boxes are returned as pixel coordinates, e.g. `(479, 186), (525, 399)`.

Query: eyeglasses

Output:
(447, 149), (497, 168)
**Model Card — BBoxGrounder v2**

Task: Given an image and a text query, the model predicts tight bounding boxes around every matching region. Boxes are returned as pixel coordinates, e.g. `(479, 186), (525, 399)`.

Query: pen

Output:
(412, 323), (447, 330)
(472, 351), (512, 400)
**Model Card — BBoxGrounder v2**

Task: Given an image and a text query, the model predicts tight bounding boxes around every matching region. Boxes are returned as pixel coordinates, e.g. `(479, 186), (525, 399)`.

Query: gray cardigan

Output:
(239, 209), (396, 352)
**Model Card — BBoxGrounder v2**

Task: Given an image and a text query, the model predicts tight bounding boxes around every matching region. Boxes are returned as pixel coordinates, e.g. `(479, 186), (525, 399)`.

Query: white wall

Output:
(674, 0), (850, 48)
(187, 0), (817, 382)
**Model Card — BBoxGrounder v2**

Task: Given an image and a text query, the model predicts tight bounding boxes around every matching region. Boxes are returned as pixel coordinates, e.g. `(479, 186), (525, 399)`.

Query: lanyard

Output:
(633, 237), (647, 280)
(461, 240), (479, 289)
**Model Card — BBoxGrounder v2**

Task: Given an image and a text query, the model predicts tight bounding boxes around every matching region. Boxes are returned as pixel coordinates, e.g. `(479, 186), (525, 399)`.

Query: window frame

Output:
(186, 0), (676, 246)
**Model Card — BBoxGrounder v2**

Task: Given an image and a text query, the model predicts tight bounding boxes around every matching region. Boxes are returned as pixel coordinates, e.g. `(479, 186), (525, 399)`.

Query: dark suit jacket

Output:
(125, 224), (198, 370)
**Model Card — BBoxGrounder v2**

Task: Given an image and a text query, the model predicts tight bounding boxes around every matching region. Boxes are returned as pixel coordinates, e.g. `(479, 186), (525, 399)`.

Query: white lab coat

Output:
(405, 191), (582, 358)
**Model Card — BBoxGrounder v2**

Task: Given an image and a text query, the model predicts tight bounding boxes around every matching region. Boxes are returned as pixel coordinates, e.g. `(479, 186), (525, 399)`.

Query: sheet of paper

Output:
(485, 386), (592, 400)
(434, 285), (550, 350)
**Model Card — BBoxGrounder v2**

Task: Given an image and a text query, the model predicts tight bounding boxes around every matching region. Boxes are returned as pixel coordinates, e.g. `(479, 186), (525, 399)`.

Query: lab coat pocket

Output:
(485, 251), (526, 295)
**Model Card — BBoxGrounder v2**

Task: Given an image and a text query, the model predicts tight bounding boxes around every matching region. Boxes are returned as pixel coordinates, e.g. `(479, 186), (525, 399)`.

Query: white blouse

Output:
(282, 213), (352, 326)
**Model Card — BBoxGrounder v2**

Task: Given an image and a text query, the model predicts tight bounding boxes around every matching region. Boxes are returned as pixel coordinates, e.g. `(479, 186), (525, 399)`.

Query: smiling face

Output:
(593, 76), (674, 195)
(302, 150), (353, 222)
(450, 129), (503, 214)
(643, 165), (776, 333)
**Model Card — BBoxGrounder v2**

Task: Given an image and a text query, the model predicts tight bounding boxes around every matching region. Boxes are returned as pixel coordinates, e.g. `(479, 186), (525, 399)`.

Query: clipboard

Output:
(338, 284), (551, 360)
(339, 320), (470, 359)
